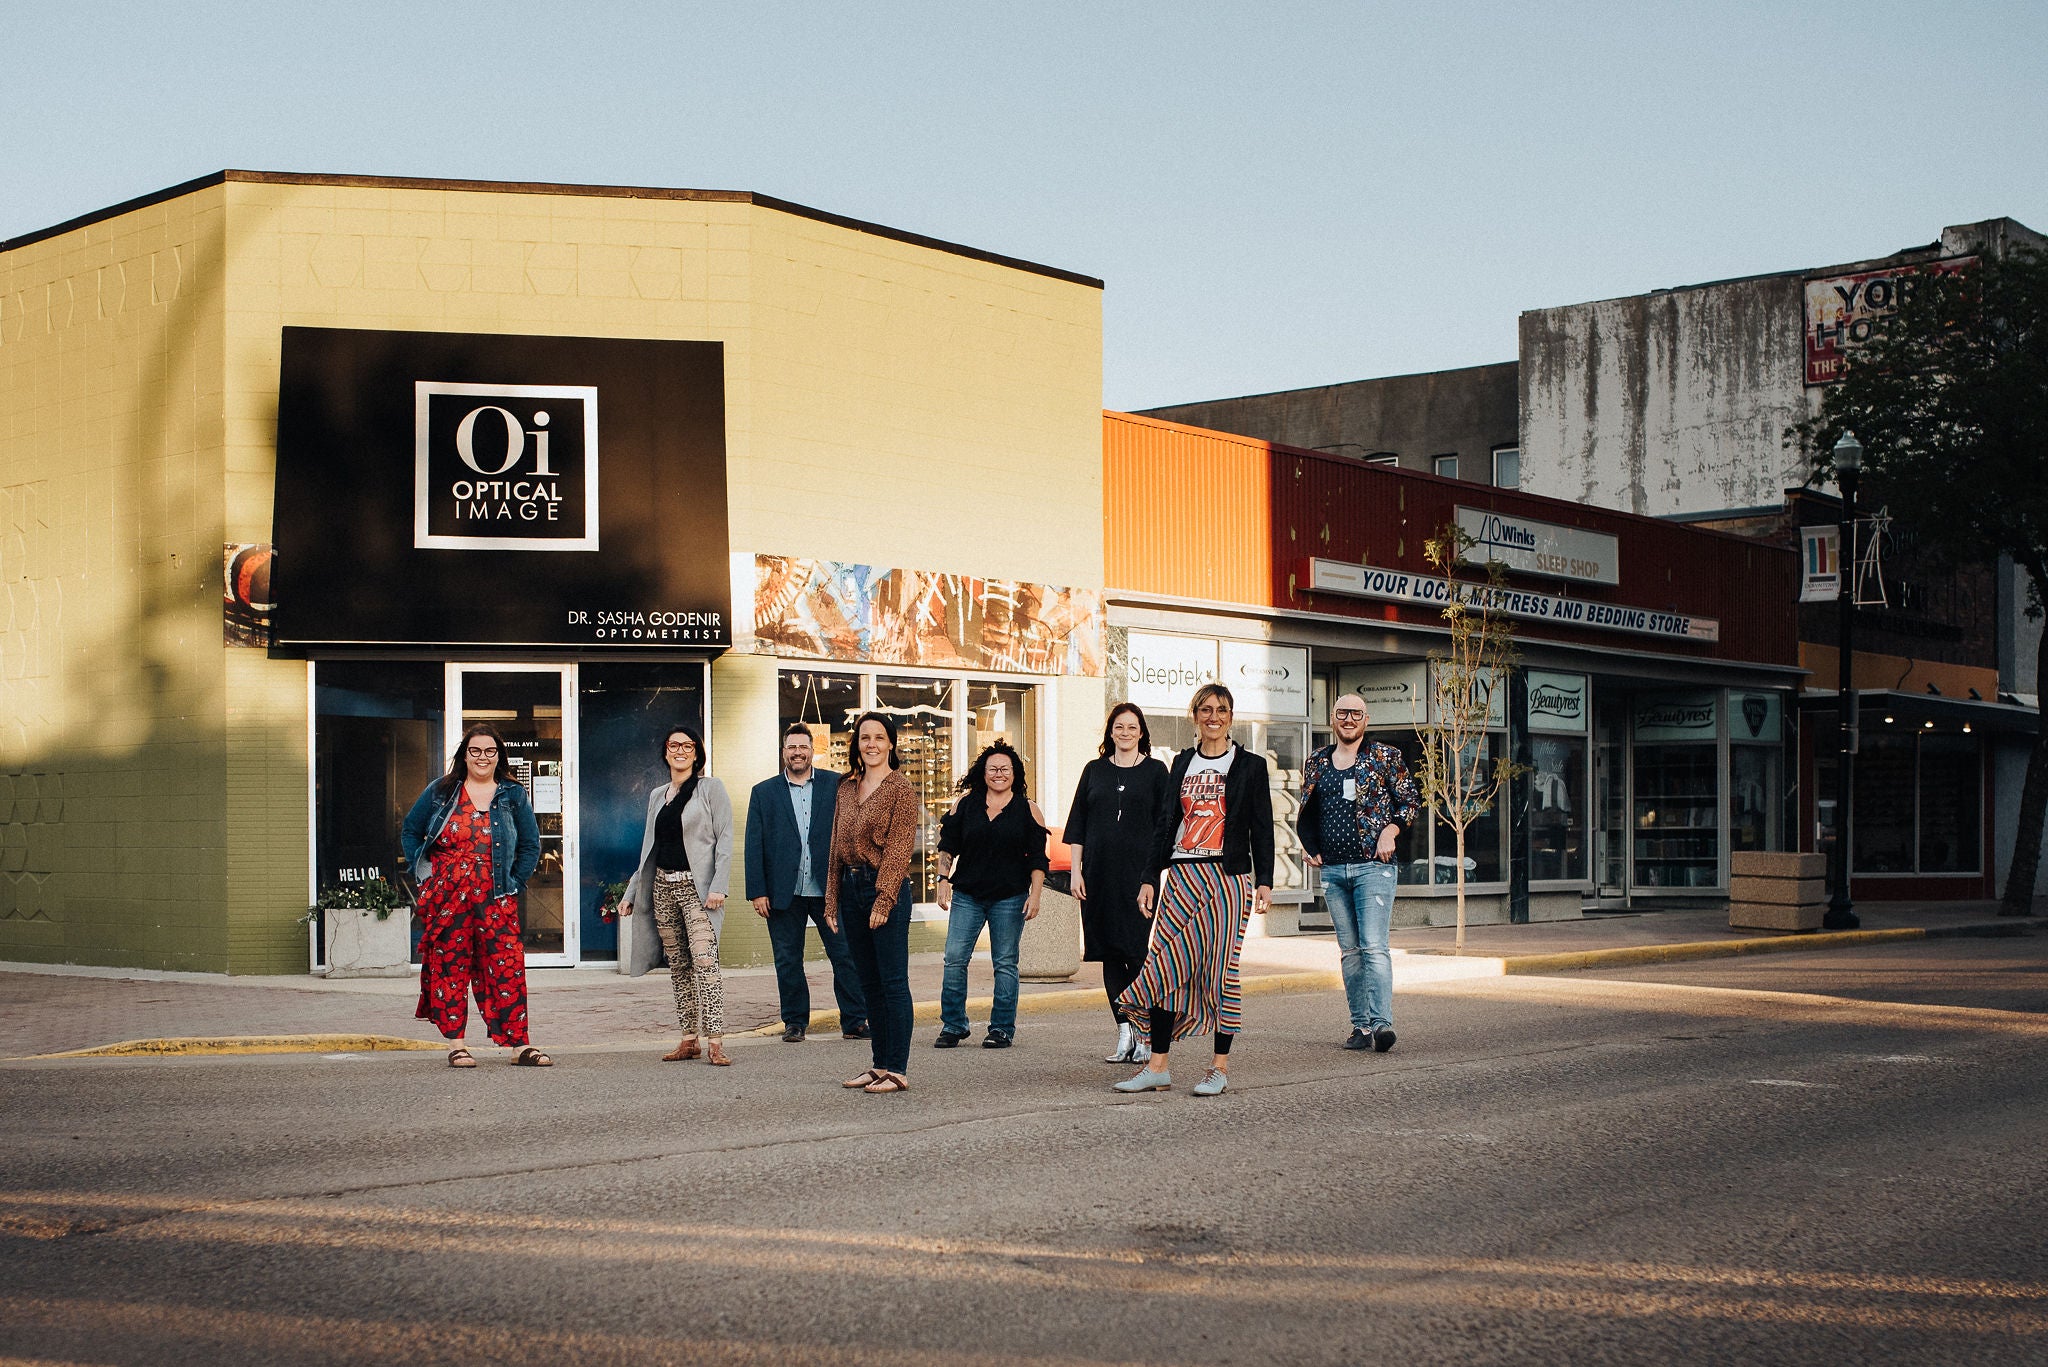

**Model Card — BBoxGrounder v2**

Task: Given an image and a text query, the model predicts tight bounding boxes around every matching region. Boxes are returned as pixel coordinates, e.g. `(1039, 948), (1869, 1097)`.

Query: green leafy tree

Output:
(1417, 523), (1526, 950)
(1792, 244), (2048, 914)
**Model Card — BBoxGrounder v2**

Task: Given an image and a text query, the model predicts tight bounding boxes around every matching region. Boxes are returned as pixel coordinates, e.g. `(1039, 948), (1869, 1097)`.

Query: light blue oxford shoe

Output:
(1192, 1068), (1229, 1097)
(1111, 1067), (1172, 1093)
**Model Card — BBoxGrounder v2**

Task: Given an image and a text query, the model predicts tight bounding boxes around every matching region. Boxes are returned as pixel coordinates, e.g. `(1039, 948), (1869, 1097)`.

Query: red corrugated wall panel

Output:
(1106, 411), (1799, 668)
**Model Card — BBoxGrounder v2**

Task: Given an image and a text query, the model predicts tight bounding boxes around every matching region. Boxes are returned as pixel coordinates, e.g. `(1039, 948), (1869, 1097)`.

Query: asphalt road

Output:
(4, 940), (2045, 1366)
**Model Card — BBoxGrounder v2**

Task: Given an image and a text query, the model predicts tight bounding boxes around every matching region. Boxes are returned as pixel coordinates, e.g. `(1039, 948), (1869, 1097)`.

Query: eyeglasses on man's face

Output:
(466, 747), (498, 759)
(1334, 709), (1366, 721)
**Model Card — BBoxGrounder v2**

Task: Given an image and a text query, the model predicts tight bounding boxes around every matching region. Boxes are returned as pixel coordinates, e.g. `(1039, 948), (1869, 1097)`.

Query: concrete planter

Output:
(1019, 887), (1082, 981)
(323, 906), (415, 978)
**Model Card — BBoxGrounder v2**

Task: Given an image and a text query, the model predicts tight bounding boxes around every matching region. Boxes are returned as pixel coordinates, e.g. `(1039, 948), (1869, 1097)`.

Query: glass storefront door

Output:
(448, 665), (579, 966)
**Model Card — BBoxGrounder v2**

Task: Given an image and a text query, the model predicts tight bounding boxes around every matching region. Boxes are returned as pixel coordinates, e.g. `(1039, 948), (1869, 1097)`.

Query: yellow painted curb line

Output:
(26, 1033), (448, 1060)
(743, 969), (1347, 1038)
(1500, 926), (1928, 975)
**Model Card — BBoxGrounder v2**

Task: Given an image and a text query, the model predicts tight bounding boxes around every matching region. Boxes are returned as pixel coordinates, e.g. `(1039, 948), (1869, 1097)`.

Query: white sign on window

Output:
(1125, 631), (1217, 712)
(1336, 662), (1429, 728)
(1634, 691), (1718, 742)
(1732, 691), (1782, 744)
(1456, 507), (1620, 586)
(1430, 663), (1507, 728)
(1526, 671), (1589, 734)
(1219, 640), (1310, 718)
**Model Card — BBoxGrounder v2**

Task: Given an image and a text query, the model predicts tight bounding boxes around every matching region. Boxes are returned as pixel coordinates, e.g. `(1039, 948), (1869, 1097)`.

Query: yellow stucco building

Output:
(0, 171), (1105, 974)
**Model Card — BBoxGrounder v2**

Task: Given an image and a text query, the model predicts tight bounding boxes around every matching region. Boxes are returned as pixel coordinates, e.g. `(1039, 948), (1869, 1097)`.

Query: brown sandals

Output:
(862, 1071), (909, 1094)
(512, 1047), (552, 1067)
(663, 1038), (701, 1062)
(447, 1047), (477, 1069)
(843, 1068), (883, 1089)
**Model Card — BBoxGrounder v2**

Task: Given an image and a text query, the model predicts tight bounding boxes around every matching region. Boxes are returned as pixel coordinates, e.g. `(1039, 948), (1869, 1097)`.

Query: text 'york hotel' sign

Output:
(1305, 559), (1720, 644)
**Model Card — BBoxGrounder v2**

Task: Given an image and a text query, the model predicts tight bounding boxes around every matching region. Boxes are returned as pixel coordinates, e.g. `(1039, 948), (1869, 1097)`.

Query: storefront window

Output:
(969, 679), (1039, 781)
(1632, 744), (1719, 889)
(1852, 733), (1916, 873)
(1854, 731), (1981, 875)
(313, 661), (443, 958)
(1430, 735), (1505, 885)
(1918, 734), (1981, 873)
(1528, 735), (1587, 881)
(1730, 745), (1782, 854)
(578, 663), (705, 961)
(877, 676), (959, 905)
(779, 669), (862, 774)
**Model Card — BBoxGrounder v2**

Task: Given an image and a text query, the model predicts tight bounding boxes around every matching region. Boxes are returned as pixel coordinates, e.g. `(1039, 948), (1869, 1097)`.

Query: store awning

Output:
(1797, 688), (2039, 736)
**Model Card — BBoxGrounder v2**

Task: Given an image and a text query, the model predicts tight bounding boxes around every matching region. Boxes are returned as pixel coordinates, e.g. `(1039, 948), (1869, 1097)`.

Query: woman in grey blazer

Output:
(619, 724), (736, 1064)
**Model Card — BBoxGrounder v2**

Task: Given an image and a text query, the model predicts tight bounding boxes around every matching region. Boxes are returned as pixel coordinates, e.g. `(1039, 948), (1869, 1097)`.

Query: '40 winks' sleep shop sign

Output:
(270, 328), (731, 652)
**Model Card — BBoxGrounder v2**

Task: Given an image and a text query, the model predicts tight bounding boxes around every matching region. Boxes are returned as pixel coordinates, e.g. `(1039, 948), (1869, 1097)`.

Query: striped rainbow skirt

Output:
(1116, 859), (1252, 1042)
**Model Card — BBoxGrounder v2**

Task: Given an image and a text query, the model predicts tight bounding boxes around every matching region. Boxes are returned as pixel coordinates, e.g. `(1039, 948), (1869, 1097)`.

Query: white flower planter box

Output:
(322, 906), (415, 978)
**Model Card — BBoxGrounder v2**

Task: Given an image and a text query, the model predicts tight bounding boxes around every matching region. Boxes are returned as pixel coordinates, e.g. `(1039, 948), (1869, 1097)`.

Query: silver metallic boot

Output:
(1105, 1020), (1135, 1063)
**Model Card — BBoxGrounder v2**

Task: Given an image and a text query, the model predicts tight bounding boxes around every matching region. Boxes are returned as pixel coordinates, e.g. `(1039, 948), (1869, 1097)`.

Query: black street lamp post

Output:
(1827, 431), (1863, 930)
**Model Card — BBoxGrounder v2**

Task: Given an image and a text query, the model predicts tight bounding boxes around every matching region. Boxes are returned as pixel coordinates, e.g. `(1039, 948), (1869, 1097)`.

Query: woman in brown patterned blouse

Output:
(823, 711), (921, 1094)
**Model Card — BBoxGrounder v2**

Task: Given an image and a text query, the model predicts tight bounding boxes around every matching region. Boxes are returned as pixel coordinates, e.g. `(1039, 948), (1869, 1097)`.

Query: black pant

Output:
(1148, 1008), (1233, 1058)
(766, 894), (867, 1031)
(839, 866), (913, 1074)
(1101, 947), (1145, 1023)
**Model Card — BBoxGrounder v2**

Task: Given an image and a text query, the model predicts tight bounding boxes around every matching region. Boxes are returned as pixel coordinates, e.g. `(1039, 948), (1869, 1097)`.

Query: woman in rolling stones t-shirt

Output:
(1112, 683), (1274, 1098)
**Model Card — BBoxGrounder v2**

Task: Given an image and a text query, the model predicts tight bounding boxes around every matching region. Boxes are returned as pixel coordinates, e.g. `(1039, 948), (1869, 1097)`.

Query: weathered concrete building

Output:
(1516, 217), (2044, 518)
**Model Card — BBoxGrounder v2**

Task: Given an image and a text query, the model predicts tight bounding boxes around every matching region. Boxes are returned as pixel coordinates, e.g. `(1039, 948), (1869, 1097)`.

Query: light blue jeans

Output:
(940, 891), (1027, 1036)
(1322, 860), (1398, 1032)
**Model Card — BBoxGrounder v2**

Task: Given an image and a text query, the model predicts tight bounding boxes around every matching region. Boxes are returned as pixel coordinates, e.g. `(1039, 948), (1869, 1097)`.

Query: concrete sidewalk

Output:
(1, 900), (2032, 1059)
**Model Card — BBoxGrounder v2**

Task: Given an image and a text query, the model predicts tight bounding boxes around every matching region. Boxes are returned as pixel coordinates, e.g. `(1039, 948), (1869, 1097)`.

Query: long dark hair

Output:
(663, 724), (706, 812)
(847, 711), (900, 774)
(1098, 702), (1151, 759)
(956, 741), (1028, 800)
(435, 722), (514, 797)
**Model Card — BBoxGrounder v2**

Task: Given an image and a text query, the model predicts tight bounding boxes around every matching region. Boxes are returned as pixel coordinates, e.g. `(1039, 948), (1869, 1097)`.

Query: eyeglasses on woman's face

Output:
(466, 746), (498, 759)
(666, 741), (697, 753)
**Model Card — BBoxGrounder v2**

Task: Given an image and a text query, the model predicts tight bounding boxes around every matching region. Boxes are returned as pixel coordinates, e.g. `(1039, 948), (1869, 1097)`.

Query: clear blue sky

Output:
(6, 2), (2043, 410)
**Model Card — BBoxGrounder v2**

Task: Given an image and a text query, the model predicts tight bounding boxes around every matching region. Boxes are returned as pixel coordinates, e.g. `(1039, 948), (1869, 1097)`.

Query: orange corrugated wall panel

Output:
(1103, 411), (1275, 606)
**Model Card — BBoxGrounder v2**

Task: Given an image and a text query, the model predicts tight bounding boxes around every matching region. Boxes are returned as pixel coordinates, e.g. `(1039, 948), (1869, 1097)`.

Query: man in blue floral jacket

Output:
(1297, 693), (1421, 1052)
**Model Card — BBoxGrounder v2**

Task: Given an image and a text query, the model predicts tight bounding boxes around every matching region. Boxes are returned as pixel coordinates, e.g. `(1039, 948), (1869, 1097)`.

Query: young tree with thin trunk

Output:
(1416, 523), (1525, 951)
(1791, 244), (2048, 915)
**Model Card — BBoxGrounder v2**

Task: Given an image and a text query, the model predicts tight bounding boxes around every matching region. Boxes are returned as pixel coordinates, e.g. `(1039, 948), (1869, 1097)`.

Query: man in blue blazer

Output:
(745, 723), (868, 1042)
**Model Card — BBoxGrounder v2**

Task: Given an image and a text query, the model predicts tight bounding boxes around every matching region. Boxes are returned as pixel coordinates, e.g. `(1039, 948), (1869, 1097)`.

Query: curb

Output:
(21, 1033), (447, 1060)
(1495, 921), (2025, 975)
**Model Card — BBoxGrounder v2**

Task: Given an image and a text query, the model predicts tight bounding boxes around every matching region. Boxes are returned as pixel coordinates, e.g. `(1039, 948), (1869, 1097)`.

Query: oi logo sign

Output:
(414, 382), (600, 551)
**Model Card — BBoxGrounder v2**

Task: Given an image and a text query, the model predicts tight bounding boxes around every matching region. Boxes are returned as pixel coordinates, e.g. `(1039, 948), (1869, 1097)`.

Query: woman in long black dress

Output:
(1063, 702), (1173, 1064)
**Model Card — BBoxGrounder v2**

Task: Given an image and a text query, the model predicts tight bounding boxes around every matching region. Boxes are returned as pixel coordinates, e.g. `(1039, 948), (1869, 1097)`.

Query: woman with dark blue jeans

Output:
(935, 742), (1049, 1049)
(824, 712), (921, 1094)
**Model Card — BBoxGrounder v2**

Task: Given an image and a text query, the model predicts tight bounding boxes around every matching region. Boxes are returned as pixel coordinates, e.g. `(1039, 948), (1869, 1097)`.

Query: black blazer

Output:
(743, 768), (841, 909)
(1149, 745), (1276, 887)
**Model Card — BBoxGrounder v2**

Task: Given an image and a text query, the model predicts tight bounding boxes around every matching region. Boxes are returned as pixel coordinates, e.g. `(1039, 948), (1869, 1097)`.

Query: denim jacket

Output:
(400, 778), (541, 900)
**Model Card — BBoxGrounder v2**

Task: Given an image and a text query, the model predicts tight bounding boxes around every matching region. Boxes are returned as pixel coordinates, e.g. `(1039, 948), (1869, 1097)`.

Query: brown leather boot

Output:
(662, 1037), (700, 1062)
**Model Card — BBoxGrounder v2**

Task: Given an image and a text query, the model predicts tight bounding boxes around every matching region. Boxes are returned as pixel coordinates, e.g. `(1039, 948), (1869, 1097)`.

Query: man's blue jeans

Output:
(1322, 860), (1398, 1032)
(940, 891), (1027, 1037)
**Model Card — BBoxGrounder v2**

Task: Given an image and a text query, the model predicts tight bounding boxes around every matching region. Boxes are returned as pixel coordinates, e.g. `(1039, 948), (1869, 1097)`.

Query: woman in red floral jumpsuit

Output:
(401, 721), (550, 1068)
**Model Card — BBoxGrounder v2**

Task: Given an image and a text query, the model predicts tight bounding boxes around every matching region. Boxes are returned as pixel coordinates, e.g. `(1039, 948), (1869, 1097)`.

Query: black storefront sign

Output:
(273, 328), (730, 651)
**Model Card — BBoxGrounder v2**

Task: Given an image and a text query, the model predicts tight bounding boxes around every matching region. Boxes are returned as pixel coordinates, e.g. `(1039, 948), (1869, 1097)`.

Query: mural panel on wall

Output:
(753, 555), (1103, 676)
